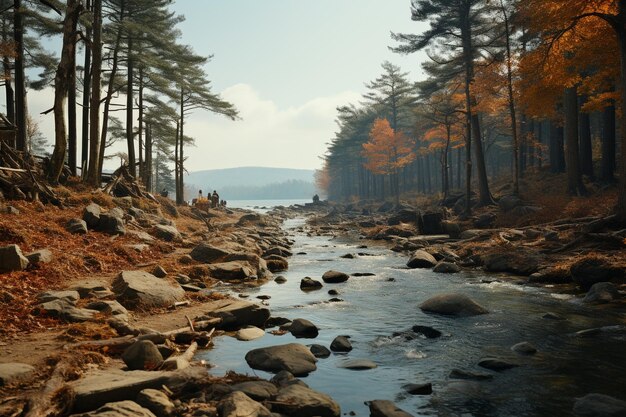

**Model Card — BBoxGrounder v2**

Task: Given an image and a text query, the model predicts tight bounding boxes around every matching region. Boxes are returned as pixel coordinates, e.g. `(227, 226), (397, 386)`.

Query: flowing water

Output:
(199, 218), (626, 416)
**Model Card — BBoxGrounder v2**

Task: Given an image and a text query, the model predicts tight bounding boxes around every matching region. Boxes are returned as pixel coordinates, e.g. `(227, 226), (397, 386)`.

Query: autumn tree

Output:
(392, 0), (497, 214)
(362, 118), (415, 205)
(519, 1), (626, 211)
(417, 85), (464, 198)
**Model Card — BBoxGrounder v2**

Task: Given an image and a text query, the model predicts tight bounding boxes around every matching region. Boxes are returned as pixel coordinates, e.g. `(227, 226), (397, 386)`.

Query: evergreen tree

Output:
(392, 0), (498, 213)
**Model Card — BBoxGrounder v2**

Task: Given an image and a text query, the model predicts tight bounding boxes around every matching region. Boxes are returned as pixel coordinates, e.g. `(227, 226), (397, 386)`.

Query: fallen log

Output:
(23, 360), (75, 417)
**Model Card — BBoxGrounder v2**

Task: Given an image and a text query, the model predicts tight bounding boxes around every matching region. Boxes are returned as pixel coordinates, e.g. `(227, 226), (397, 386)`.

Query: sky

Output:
(25, 0), (430, 173)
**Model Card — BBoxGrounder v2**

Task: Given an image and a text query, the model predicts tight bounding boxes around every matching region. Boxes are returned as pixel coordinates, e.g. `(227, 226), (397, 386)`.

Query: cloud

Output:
(21, 83), (361, 173)
(184, 84), (360, 172)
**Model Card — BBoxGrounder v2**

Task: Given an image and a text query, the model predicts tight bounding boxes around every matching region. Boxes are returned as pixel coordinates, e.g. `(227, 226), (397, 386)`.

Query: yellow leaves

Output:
(362, 118), (415, 176)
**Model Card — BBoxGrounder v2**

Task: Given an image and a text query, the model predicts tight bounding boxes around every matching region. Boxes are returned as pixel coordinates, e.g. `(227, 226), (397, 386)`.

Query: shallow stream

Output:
(199, 218), (626, 416)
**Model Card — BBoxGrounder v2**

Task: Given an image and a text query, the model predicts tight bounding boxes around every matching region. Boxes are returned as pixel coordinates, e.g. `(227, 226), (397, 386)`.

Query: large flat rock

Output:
(0, 363), (35, 386)
(274, 384), (340, 417)
(206, 299), (270, 330)
(70, 369), (174, 412)
(72, 400), (156, 417)
(112, 271), (185, 309)
(207, 261), (256, 281)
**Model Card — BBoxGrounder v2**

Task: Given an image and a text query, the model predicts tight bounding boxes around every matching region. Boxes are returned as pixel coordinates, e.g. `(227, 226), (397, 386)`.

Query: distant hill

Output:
(185, 167), (318, 200)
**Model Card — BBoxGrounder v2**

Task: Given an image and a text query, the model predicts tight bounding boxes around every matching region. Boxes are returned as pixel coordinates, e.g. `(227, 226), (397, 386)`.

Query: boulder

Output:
(300, 277), (323, 291)
(474, 213), (496, 228)
(265, 316), (291, 328)
(98, 213), (126, 235)
(368, 400), (414, 417)
(499, 195), (522, 212)
(511, 342), (537, 355)
(411, 325), (442, 339)
(583, 282), (620, 304)
(478, 357), (519, 371)
(0, 244), (29, 273)
(309, 344), (331, 358)
(388, 209), (418, 225)
(189, 243), (229, 263)
(265, 256), (288, 272)
(274, 276), (287, 284)
(419, 293), (488, 317)
(152, 225), (181, 242)
(338, 359), (377, 370)
(72, 400), (157, 417)
(448, 369), (493, 380)
(65, 219), (87, 235)
(25, 248), (53, 265)
(573, 393), (626, 417)
(83, 203), (102, 228)
(37, 290), (80, 304)
(112, 271), (185, 309)
(403, 383), (432, 395)
(322, 270), (349, 283)
(330, 336), (352, 352)
(136, 389), (175, 417)
(441, 221), (462, 238)
(571, 257), (622, 290)
(274, 384), (340, 417)
(406, 250), (437, 269)
(207, 299), (270, 330)
(207, 261), (256, 281)
(122, 340), (164, 371)
(263, 246), (292, 258)
(85, 300), (128, 318)
(482, 250), (541, 276)
(152, 266), (167, 278)
(0, 363), (35, 386)
(217, 391), (272, 417)
(418, 211), (444, 235)
(235, 326), (265, 341)
(70, 368), (198, 412)
(245, 343), (317, 376)
(433, 262), (461, 274)
(285, 318), (319, 338)
(230, 381), (278, 401)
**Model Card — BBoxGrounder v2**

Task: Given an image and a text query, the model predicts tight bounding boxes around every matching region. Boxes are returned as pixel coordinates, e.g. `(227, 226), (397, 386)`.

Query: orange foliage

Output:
(518, 0), (619, 118)
(362, 118), (415, 176)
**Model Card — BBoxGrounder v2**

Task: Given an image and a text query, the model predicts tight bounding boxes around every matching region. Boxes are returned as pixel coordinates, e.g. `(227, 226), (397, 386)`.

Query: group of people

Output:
(195, 189), (226, 208)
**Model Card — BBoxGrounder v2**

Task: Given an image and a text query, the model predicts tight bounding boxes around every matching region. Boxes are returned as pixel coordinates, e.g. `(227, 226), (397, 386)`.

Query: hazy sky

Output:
(26, 1), (429, 173)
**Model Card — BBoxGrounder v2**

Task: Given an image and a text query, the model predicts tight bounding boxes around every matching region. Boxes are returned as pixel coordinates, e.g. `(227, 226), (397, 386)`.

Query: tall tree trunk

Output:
(67, 41), (77, 176)
(2, 19), (15, 129)
(174, 121), (179, 203)
(145, 123), (152, 192)
(126, 37), (135, 177)
(81, 0), (91, 175)
(138, 68), (144, 183)
(50, 0), (81, 183)
(617, 21), (626, 220)
(564, 86), (586, 195)
(86, 0), (102, 186)
(600, 100), (616, 182)
(501, 0), (520, 195)
(97, 3), (124, 177)
(13, 0), (26, 151)
(578, 97), (594, 179)
(177, 89), (184, 205)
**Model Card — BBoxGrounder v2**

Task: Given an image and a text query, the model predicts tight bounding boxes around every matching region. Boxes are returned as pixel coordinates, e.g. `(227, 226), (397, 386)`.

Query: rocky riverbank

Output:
(2, 194), (626, 417)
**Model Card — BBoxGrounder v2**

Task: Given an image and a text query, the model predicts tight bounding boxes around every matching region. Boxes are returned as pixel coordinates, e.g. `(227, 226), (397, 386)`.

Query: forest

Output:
(0, 0), (237, 205)
(317, 0), (626, 220)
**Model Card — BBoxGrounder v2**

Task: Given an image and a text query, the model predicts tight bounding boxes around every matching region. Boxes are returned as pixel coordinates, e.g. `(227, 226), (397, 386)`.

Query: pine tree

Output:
(392, 0), (498, 214)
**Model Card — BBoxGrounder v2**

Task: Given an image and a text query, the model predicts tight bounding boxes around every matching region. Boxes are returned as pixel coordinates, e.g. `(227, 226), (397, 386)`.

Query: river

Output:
(199, 218), (626, 416)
